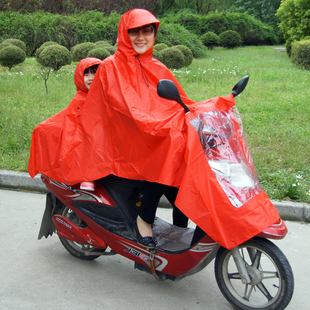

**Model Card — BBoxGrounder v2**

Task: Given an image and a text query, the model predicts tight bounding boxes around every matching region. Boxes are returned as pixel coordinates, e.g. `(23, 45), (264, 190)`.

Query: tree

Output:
(156, 0), (235, 15)
(233, 0), (282, 25)
(0, 45), (26, 70)
(36, 44), (72, 94)
(276, 0), (310, 55)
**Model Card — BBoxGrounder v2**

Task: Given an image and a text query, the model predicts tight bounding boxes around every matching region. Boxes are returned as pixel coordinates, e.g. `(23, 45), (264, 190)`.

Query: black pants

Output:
(138, 181), (188, 228)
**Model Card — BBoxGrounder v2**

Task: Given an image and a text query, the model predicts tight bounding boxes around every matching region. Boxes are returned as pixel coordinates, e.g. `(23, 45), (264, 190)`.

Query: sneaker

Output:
(80, 181), (95, 191)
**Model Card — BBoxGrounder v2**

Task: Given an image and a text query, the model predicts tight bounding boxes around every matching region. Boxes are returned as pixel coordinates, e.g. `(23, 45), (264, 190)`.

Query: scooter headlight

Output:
(208, 160), (255, 189)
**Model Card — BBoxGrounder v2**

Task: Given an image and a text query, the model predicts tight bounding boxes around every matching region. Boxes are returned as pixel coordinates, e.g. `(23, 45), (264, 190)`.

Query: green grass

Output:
(1, 46), (310, 202)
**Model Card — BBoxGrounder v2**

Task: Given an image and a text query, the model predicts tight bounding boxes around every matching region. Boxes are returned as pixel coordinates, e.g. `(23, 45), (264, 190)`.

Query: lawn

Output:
(0, 46), (309, 202)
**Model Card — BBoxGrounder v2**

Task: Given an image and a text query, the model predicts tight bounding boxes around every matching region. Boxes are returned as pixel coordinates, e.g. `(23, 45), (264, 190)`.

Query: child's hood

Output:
(74, 57), (102, 93)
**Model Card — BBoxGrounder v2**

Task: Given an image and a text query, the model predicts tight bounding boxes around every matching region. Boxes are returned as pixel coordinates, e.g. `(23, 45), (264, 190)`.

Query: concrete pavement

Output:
(1, 169), (309, 222)
(0, 188), (309, 309)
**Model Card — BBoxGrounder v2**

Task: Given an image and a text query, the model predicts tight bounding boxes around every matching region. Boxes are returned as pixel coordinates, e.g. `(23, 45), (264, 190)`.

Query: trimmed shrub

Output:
(0, 45), (26, 70)
(95, 40), (112, 47)
(156, 22), (204, 58)
(2, 39), (26, 53)
(201, 32), (219, 50)
(152, 50), (163, 62)
(38, 44), (72, 70)
(35, 41), (59, 59)
(87, 48), (110, 61)
(175, 45), (193, 67)
(160, 47), (185, 69)
(219, 30), (242, 49)
(153, 43), (168, 52)
(291, 40), (310, 70)
(96, 43), (116, 55)
(71, 42), (97, 62)
(0, 41), (14, 51)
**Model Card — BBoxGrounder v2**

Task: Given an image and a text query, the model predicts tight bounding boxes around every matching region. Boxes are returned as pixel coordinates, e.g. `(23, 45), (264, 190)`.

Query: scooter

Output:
(38, 77), (294, 310)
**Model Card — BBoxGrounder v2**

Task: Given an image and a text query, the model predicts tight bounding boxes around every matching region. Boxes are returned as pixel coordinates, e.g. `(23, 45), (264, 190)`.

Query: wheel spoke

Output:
(252, 250), (262, 269)
(256, 281), (274, 301)
(260, 270), (279, 280)
(243, 284), (254, 301)
(228, 272), (242, 280)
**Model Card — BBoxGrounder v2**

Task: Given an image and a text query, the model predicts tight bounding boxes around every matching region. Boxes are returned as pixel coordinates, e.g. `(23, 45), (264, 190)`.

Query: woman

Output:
(60, 9), (193, 248)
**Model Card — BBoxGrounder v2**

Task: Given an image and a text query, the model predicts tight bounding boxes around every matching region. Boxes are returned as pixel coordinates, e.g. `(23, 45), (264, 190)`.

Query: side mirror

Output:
(157, 79), (190, 113)
(232, 75), (249, 97)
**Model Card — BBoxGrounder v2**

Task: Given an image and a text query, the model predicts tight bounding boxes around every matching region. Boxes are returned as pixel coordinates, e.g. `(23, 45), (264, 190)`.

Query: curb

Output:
(1, 169), (309, 223)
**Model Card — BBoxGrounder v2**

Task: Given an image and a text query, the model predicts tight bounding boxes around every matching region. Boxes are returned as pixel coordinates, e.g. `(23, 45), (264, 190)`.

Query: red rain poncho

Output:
(29, 9), (279, 249)
(28, 57), (102, 180)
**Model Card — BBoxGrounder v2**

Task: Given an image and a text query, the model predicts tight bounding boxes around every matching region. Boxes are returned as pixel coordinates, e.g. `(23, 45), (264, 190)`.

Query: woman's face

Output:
(128, 24), (155, 54)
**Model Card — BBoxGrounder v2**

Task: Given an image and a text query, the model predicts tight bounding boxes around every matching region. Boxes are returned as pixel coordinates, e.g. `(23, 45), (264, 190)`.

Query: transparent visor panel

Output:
(190, 107), (262, 208)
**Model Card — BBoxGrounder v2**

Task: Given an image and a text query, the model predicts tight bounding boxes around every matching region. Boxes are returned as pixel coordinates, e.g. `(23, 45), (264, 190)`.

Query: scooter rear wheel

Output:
(56, 206), (102, 260)
(214, 237), (294, 310)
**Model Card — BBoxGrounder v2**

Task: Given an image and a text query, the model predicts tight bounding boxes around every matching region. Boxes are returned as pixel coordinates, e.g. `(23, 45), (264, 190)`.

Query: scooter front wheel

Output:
(56, 206), (102, 260)
(214, 237), (294, 310)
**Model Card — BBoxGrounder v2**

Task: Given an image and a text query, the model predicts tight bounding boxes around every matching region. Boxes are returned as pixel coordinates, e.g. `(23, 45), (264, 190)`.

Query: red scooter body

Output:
(40, 172), (287, 280)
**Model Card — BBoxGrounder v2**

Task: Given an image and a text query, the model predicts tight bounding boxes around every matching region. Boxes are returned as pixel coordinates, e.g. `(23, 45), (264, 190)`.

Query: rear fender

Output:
(38, 192), (58, 239)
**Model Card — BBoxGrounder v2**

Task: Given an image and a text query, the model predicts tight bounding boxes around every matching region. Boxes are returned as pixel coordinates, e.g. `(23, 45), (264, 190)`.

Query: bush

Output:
(152, 50), (163, 62)
(162, 11), (277, 46)
(277, 0), (310, 56)
(95, 40), (112, 47)
(153, 43), (168, 52)
(38, 44), (72, 70)
(87, 48), (110, 61)
(35, 41), (59, 59)
(96, 43), (116, 55)
(291, 40), (310, 70)
(2, 39), (26, 53)
(160, 47), (185, 69)
(156, 22), (204, 58)
(219, 30), (242, 49)
(201, 32), (219, 50)
(0, 11), (121, 56)
(175, 45), (193, 67)
(71, 42), (97, 62)
(0, 45), (26, 70)
(0, 41), (14, 51)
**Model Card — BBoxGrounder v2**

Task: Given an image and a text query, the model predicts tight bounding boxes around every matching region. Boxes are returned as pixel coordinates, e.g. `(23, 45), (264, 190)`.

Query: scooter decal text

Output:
(55, 216), (72, 229)
(120, 241), (168, 271)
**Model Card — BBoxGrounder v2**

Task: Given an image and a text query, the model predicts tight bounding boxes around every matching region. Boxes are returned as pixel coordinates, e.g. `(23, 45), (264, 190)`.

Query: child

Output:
(28, 57), (102, 191)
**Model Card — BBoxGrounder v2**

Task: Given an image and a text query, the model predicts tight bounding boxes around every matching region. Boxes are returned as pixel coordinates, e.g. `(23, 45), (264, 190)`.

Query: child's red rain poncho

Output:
(28, 57), (102, 180)
(28, 9), (279, 249)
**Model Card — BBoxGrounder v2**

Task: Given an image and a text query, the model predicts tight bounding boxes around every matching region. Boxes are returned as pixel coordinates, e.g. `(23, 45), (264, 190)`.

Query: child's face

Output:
(84, 72), (96, 90)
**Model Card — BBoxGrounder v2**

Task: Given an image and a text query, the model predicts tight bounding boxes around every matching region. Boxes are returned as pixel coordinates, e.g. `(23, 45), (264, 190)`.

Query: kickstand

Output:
(149, 249), (163, 281)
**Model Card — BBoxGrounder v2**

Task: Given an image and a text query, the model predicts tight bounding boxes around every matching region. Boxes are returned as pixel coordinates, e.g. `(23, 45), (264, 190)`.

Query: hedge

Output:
(0, 11), (121, 56)
(161, 10), (277, 46)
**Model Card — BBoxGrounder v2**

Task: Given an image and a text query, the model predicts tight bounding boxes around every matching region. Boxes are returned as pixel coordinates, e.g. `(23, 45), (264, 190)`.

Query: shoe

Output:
(133, 220), (157, 249)
(80, 181), (95, 191)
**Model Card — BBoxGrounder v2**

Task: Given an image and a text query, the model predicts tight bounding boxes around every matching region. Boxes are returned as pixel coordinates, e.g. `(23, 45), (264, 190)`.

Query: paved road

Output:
(1, 189), (309, 310)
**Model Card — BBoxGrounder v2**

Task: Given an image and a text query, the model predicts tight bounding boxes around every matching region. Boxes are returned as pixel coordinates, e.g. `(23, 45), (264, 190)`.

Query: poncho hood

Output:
(115, 9), (160, 63)
(74, 57), (102, 93)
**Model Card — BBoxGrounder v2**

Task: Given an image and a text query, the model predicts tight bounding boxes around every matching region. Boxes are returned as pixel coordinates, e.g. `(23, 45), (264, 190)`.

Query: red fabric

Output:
(176, 97), (280, 249)
(28, 9), (280, 249)
(28, 58), (102, 179)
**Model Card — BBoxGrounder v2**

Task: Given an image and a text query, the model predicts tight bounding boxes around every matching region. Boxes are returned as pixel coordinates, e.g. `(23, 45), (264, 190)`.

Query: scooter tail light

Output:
(256, 218), (288, 240)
